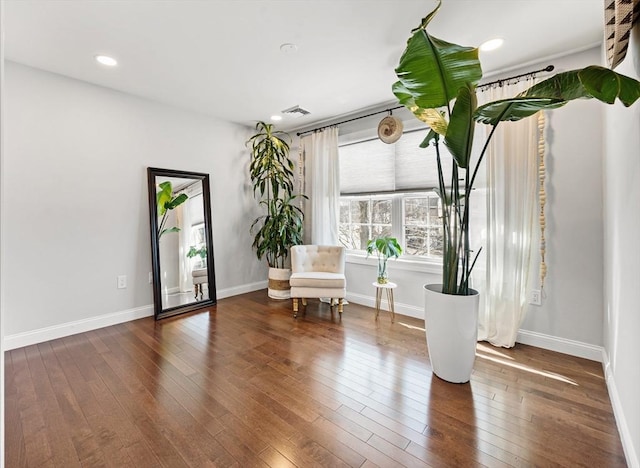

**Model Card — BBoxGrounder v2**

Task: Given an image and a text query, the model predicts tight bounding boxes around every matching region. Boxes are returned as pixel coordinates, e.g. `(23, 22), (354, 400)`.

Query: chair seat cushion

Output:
(192, 268), (207, 278)
(290, 272), (346, 288)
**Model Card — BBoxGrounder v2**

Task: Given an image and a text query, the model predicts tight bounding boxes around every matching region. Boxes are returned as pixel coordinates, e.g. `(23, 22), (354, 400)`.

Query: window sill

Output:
(345, 252), (442, 275)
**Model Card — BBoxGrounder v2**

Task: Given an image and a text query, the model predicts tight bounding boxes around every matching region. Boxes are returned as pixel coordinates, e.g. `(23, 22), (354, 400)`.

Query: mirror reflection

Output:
(148, 168), (216, 319)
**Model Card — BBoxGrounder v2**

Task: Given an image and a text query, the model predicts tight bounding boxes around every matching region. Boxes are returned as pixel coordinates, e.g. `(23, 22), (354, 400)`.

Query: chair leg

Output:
(293, 298), (298, 319)
(302, 298), (307, 306)
(338, 298), (344, 317)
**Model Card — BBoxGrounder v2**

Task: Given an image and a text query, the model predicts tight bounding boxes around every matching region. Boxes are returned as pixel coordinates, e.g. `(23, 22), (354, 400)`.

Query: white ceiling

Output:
(4, 0), (604, 131)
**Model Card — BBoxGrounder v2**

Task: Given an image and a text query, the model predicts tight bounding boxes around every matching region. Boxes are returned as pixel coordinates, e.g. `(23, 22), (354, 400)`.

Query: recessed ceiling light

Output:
(270, 115), (283, 121)
(95, 55), (118, 66)
(479, 38), (504, 52)
(279, 43), (298, 54)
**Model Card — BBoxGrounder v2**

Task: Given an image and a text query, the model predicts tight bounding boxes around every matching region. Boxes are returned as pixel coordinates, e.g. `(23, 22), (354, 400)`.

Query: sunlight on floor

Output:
(392, 324), (579, 386)
(397, 321), (425, 332)
(476, 342), (515, 360)
(584, 370), (605, 380)
(476, 352), (579, 386)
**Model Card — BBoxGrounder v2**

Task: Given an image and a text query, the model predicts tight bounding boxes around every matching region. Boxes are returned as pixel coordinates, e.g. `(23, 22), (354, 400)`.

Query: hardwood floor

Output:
(5, 290), (626, 467)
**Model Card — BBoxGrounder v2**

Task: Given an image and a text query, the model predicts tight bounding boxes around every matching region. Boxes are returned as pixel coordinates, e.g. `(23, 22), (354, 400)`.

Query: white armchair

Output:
(192, 268), (207, 300)
(290, 245), (346, 319)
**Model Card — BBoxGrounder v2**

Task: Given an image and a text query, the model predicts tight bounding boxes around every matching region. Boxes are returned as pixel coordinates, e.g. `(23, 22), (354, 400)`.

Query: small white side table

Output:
(373, 281), (397, 323)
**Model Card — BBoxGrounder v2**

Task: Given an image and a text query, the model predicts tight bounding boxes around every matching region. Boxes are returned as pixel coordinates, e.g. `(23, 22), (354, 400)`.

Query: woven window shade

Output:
(339, 130), (452, 194)
(339, 138), (394, 194)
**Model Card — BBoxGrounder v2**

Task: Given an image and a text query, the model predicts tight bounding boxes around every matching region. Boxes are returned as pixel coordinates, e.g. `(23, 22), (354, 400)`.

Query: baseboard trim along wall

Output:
(217, 280), (267, 299)
(603, 350), (638, 468)
(515, 329), (603, 362)
(4, 305), (154, 351)
(4, 280), (269, 350)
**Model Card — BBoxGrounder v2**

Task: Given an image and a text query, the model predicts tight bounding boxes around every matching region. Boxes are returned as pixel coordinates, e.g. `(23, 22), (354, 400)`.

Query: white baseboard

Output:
(346, 291), (423, 320)
(515, 329), (603, 362)
(3, 305), (154, 351)
(3, 281), (269, 350)
(602, 351), (638, 468)
(216, 280), (267, 299)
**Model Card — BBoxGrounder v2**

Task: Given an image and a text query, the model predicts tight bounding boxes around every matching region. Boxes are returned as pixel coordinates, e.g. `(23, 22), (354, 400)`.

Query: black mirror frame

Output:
(147, 167), (217, 320)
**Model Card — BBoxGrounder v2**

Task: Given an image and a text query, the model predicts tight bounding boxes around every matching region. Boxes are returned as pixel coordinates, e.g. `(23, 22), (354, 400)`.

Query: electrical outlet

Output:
(530, 289), (541, 306)
(117, 275), (127, 289)
(148, 272), (153, 284)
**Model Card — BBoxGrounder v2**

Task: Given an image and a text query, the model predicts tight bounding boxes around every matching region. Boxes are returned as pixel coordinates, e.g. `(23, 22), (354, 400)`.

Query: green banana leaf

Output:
(475, 66), (640, 125)
(156, 181), (173, 217)
(474, 97), (566, 126)
(156, 181), (188, 216)
(419, 128), (439, 148)
(444, 84), (477, 169)
(159, 226), (180, 237)
(392, 0), (482, 112)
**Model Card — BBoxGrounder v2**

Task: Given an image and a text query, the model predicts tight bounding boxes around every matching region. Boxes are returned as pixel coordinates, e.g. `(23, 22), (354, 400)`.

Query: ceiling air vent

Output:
(282, 105), (311, 117)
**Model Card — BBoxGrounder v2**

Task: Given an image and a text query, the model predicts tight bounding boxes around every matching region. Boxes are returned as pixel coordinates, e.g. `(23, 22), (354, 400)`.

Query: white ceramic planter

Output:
(424, 284), (479, 383)
(268, 267), (291, 300)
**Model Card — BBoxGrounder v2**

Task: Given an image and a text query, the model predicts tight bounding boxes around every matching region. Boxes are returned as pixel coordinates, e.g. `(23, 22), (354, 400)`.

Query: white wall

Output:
(3, 61), (266, 343)
(518, 47), (604, 351)
(325, 48), (606, 358)
(0, 1), (6, 464)
(603, 25), (640, 468)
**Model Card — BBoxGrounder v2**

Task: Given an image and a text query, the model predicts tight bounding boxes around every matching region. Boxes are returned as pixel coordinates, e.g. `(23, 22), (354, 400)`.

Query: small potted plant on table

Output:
(366, 236), (403, 284)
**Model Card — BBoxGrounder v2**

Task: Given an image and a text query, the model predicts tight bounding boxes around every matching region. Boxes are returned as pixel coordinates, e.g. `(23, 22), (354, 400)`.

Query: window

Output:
(339, 196), (392, 250)
(338, 129), (449, 259)
(403, 193), (443, 257)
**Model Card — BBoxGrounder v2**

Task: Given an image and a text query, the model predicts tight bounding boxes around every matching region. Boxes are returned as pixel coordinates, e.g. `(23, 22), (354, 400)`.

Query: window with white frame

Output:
(338, 129), (453, 260)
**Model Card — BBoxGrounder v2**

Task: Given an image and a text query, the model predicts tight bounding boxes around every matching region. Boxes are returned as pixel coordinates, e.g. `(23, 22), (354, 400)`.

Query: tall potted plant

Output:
(247, 121), (305, 299)
(394, 0), (640, 382)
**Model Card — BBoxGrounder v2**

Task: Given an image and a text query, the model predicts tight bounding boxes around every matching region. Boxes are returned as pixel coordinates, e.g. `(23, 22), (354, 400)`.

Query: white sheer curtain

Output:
(477, 79), (542, 347)
(177, 203), (192, 293)
(301, 128), (340, 245)
(177, 183), (203, 292)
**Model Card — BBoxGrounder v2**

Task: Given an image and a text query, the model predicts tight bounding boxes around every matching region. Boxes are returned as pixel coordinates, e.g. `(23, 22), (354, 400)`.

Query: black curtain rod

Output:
(478, 64), (554, 90)
(297, 106), (403, 136)
(297, 64), (554, 137)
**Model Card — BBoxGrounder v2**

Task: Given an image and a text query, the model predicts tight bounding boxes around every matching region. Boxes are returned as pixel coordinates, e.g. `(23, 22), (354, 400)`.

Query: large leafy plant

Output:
(157, 181), (188, 238)
(394, 0), (640, 295)
(247, 121), (305, 268)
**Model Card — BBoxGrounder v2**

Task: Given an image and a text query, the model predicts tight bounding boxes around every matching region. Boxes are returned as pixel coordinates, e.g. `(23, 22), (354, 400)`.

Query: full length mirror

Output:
(147, 167), (216, 319)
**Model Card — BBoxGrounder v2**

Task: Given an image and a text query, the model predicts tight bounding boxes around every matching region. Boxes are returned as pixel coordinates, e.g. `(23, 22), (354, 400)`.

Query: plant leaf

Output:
(518, 69), (587, 101)
(444, 84), (476, 168)
(476, 66), (640, 125)
(167, 193), (188, 210)
(159, 227), (180, 237)
(393, 1), (482, 111)
(156, 181), (172, 216)
(419, 129), (439, 148)
(578, 65), (640, 107)
(419, 109), (448, 136)
(474, 97), (566, 125)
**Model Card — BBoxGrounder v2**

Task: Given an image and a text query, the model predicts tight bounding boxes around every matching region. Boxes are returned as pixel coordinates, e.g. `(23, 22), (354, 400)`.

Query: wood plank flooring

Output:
(5, 290), (626, 467)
